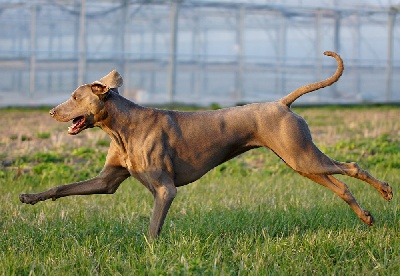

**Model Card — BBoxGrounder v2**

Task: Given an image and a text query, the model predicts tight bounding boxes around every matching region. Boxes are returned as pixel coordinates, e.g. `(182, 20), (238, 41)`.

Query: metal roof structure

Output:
(0, 0), (399, 106)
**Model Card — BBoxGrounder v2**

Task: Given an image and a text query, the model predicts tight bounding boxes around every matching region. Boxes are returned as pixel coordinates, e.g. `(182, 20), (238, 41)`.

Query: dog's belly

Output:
(173, 161), (223, 186)
(172, 144), (260, 186)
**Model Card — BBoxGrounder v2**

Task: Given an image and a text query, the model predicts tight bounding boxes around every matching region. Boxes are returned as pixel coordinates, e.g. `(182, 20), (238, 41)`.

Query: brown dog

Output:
(20, 52), (393, 238)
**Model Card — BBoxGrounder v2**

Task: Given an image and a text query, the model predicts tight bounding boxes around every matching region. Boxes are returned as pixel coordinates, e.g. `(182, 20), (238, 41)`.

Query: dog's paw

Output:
(19, 193), (40, 205)
(380, 183), (393, 202)
(361, 210), (374, 226)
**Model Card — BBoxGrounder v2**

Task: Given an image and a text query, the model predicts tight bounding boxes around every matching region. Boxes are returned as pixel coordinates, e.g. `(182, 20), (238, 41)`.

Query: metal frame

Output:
(0, 0), (398, 106)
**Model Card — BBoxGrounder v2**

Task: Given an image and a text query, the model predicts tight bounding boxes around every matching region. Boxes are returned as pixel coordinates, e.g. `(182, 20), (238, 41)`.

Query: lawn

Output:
(0, 105), (399, 275)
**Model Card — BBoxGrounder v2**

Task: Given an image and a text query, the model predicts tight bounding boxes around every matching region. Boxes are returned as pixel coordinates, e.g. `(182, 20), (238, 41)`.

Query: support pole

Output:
(150, 19), (157, 97)
(191, 16), (200, 99)
(235, 6), (245, 102)
(277, 12), (287, 96)
(168, 1), (179, 102)
(78, 0), (86, 86)
(333, 11), (340, 96)
(386, 8), (396, 102)
(352, 12), (361, 96)
(29, 4), (37, 98)
(120, 0), (129, 96)
(315, 9), (323, 102)
(334, 11), (340, 54)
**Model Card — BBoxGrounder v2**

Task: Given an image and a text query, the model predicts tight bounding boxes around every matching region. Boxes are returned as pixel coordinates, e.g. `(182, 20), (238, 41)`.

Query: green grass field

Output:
(0, 106), (399, 275)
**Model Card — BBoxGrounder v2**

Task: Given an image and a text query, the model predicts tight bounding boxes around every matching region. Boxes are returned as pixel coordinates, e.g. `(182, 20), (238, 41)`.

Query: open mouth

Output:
(68, 116), (87, 135)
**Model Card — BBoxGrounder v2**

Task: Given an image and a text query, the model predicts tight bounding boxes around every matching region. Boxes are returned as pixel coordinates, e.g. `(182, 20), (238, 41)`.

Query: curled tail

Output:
(279, 51), (344, 107)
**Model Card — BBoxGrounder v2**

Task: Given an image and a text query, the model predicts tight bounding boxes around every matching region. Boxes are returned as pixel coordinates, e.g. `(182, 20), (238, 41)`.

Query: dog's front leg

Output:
(146, 175), (177, 239)
(20, 166), (130, 205)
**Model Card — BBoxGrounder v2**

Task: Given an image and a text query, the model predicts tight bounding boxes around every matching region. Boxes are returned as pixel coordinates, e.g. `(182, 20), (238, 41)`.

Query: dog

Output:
(19, 52), (393, 238)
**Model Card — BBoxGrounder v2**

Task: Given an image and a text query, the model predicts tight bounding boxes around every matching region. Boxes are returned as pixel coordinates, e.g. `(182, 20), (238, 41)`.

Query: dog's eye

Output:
(73, 95), (77, 100)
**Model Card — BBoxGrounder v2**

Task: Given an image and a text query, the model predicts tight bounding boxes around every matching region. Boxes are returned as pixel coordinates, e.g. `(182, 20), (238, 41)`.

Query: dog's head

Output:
(50, 70), (123, 135)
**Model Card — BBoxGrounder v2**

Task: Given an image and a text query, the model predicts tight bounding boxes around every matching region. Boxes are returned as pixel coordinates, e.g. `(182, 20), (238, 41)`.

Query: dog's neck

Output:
(97, 92), (146, 152)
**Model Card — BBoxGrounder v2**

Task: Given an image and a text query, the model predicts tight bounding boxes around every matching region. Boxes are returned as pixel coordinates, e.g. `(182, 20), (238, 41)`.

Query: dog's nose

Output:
(49, 109), (55, 117)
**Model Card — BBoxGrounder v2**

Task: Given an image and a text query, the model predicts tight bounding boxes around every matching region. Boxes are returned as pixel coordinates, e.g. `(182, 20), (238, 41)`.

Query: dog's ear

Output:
(90, 82), (110, 100)
(98, 70), (123, 89)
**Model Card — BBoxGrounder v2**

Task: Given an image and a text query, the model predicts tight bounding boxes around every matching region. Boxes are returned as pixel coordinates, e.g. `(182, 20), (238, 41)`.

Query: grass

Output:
(0, 106), (399, 275)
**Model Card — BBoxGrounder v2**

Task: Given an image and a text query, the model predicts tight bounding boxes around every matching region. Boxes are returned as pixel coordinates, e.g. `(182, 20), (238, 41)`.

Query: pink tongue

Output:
(68, 117), (85, 133)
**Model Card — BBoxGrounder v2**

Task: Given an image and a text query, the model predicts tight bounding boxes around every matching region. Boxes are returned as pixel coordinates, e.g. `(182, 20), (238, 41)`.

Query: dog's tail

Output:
(279, 51), (344, 107)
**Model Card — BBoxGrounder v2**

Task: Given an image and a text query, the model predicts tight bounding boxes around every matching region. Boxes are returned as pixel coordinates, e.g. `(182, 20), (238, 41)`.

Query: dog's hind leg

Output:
(298, 172), (374, 225)
(324, 160), (393, 202)
(270, 131), (392, 203)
